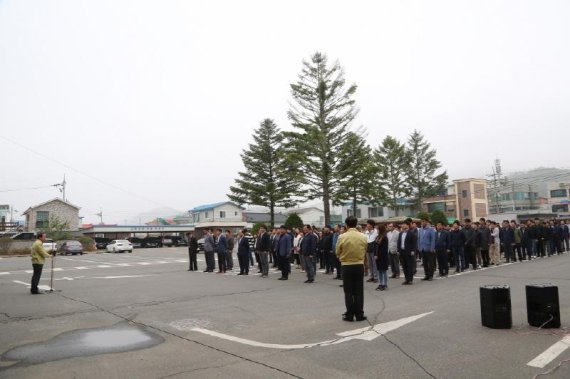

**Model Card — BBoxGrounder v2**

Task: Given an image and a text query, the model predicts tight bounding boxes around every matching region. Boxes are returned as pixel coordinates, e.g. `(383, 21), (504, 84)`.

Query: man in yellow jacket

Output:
(30, 232), (52, 294)
(336, 216), (368, 322)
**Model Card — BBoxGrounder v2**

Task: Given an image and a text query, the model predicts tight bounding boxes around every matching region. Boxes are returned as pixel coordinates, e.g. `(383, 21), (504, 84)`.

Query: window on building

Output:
(552, 204), (569, 213)
(347, 209), (362, 218)
(462, 190), (468, 198)
(219, 211), (226, 219)
(427, 202), (445, 213)
(550, 189), (568, 198)
(367, 207), (383, 218)
(205, 212), (209, 219)
(36, 211), (49, 229)
(463, 209), (469, 217)
(500, 193), (512, 201)
(234, 211), (238, 216)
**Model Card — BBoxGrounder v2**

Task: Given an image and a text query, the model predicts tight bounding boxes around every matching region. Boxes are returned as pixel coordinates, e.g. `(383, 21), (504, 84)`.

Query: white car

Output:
(43, 239), (57, 253)
(106, 240), (133, 253)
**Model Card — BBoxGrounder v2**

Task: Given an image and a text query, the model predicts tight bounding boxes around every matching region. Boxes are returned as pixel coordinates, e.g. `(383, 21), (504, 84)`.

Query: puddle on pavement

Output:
(2, 322), (164, 365)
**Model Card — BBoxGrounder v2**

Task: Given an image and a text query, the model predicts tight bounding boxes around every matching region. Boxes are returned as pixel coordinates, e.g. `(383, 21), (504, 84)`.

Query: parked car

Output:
(197, 237), (205, 253)
(43, 239), (58, 253)
(106, 240), (133, 253)
(58, 240), (84, 255)
(94, 237), (110, 249)
(162, 237), (174, 247)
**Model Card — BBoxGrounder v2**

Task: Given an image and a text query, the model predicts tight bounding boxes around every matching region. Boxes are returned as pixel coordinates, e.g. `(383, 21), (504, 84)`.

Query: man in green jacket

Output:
(30, 232), (52, 294)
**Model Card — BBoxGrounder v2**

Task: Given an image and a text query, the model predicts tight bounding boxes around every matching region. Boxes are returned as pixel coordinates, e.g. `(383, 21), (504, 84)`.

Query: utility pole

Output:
(487, 159), (504, 214)
(54, 175), (67, 201)
(96, 208), (103, 224)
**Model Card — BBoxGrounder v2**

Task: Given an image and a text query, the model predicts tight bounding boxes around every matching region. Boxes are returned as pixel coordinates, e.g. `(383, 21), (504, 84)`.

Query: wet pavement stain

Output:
(2, 322), (164, 365)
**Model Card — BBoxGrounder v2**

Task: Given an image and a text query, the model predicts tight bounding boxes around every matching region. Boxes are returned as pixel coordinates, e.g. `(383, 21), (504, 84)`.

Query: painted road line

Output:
(12, 280), (51, 291)
(53, 268), (63, 272)
(191, 312), (433, 350)
(97, 265), (112, 268)
(25, 270), (33, 274)
(527, 335), (570, 368)
(90, 275), (157, 279)
(138, 262), (151, 265)
(75, 266), (89, 270)
(115, 263), (131, 267)
(0, 272), (10, 275)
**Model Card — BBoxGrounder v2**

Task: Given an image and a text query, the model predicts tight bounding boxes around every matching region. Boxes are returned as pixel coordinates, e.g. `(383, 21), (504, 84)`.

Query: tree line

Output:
(228, 52), (448, 227)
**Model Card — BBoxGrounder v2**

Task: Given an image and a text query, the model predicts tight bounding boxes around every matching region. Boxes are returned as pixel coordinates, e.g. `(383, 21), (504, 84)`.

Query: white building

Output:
(341, 201), (415, 222)
(22, 198), (80, 232)
(188, 201), (247, 235)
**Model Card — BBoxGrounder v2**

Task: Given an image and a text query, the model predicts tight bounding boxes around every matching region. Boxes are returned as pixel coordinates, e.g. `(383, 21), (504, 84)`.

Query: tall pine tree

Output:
(285, 52), (358, 226)
(227, 119), (298, 227)
(374, 136), (410, 216)
(332, 130), (375, 218)
(405, 130), (448, 212)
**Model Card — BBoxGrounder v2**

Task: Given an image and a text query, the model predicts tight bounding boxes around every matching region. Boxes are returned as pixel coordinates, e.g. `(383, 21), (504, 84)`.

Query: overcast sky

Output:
(1, 0), (569, 224)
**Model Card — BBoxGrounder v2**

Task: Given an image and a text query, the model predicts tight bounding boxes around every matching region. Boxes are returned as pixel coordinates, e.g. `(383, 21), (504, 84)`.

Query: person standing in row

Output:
(256, 225), (271, 278)
(331, 225), (342, 280)
(387, 223), (400, 279)
(435, 222), (450, 277)
(398, 221), (417, 285)
(203, 229), (216, 273)
(225, 230), (235, 271)
(215, 229), (227, 274)
(450, 221), (466, 273)
(418, 218), (436, 281)
(336, 216), (368, 322)
(489, 221), (501, 265)
(365, 220), (378, 283)
(237, 229), (250, 275)
(478, 218), (491, 267)
(375, 224), (389, 291)
(30, 232), (52, 294)
(301, 224), (318, 283)
(186, 232), (198, 271)
(276, 225), (292, 280)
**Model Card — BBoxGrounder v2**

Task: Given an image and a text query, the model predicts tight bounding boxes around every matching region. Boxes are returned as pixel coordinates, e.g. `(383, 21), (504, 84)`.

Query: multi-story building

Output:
(188, 201), (247, 236)
(341, 200), (415, 223)
(422, 178), (489, 221)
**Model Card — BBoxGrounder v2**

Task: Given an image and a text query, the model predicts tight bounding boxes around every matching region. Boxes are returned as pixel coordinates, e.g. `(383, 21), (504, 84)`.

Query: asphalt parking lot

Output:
(0, 248), (569, 379)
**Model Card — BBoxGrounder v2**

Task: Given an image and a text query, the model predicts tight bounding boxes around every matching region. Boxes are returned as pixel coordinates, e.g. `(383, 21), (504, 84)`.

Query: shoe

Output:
(376, 286), (383, 291)
(261, 275), (267, 278)
(355, 315), (367, 322)
(421, 277), (429, 281)
(334, 276), (342, 280)
(342, 314), (354, 322)
(308, 279), (314, 283)
(402, 281), (412, 285)
(203, 270), (209, 272)
(257, 271), (262, 273)
(244, 273), (249, 275)
(304, 280), (311, 283)
(390, 274), (396, 279)
(428, 277), (433, 281)
(278, 277), (286, 280)
(366, 278), (375, 283)
(237, 273), (244, 275)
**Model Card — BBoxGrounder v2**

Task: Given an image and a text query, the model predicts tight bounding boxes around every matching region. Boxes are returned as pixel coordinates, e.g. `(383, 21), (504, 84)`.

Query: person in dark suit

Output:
(255, 225), (271, 278)
(237, 229), (250, 275)
(434, 222), (450, 277)
(397, 221), (418, 285)
(276, 225), (293, 280)
(186, 232), (198, 271)
(375, 224), (389, 291)
(215, 229), (227, 273)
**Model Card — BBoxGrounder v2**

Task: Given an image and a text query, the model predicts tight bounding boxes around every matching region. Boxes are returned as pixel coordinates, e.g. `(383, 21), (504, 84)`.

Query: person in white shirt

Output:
(387, 223), (400, 278)
(365, 220), (379, 283)
(489, 221), (501, 265)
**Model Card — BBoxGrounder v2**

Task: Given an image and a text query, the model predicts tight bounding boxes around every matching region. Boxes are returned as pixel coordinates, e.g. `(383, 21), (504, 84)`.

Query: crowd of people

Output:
(186, 217), (570, 287)
(184, 217), (569, 321)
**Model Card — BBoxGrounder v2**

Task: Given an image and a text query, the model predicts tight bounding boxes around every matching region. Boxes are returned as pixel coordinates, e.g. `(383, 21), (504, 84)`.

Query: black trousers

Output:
(342, 264), (364, 318)
(400, 251), (415, 282)
(31, 263), (43, 293)
(465, 245), (477, 269)
(188, 250), (198, 271)
(481, 249), (490, 267)
(278, 255), (290, 278)
(422, 251), (436, 279)
(237, 253), (249, 274)
(436, 249), (449, 276)
(205, 251), (215, 271)
(217, 252), (227, 272)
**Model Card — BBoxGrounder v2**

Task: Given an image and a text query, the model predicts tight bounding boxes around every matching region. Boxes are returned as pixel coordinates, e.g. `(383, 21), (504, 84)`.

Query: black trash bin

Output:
(480, 285), (512, 329)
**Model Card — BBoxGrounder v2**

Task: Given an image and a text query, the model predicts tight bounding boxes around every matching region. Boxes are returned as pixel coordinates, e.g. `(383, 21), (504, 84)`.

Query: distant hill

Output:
(127, 207), (183, 225)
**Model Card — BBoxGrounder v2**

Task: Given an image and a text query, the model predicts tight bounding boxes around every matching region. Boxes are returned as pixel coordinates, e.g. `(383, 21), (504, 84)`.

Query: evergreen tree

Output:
(227, 119), (298, 228)
(374, 136), (410, 216)
(332, 130), (375, 217)
(406, 130), (448, 212)
(430, 210), (448, 226)
(285, 52), (358, 226)
(284, 213), (304, 229)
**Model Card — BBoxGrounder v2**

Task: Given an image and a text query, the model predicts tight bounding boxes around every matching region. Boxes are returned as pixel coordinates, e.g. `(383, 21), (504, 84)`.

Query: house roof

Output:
(22, 198), (80, 215)
(286, 207), (323, 214)
(243, 212), (288, 224)
(190, 201), (241, 213)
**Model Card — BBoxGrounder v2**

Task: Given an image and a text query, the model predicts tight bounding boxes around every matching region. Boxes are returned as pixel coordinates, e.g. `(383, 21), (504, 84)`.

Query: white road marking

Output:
(138, 262), (151, 265)
(12, 280), (51, 291)
(75, 266), (89, 270)
(527, 335), (570, 368)
(191, 312), (433, 350)
(53, 268), (63, 271)
(89, 275), (156, 279)
(115, 263), (131, 267)
(25, 270), (33, 274)
(97, 265), (112, 268)
(0, 272), (9, 275)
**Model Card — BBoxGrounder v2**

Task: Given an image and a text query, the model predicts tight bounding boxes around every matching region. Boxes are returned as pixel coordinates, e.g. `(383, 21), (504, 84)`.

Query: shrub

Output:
(77, 236), (96, 252)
